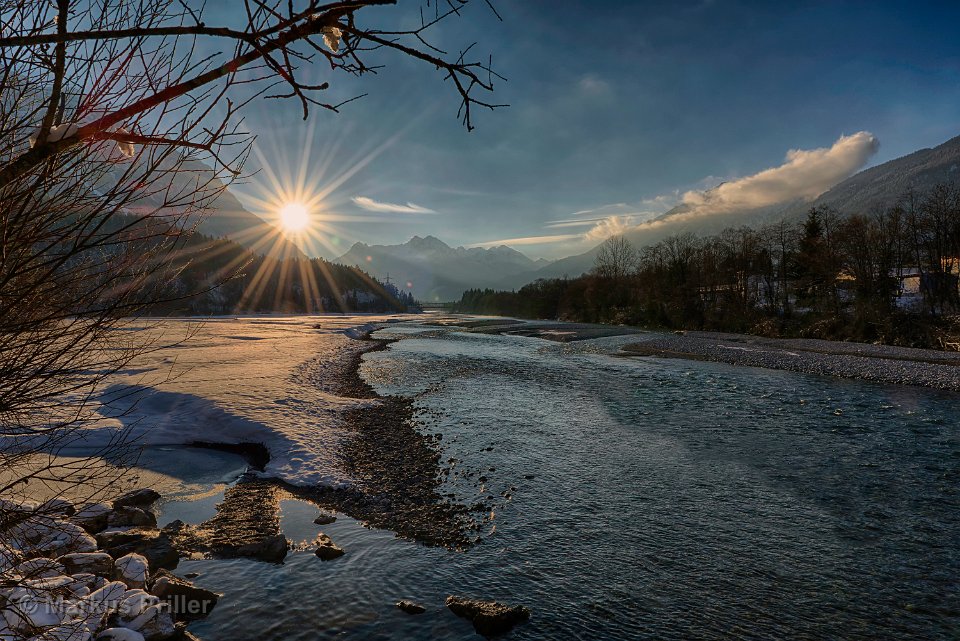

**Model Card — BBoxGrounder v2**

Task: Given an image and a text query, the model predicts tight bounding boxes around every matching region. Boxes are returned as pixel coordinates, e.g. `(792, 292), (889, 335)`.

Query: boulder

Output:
(100, 531), (179, 571)
(108, 507), (158, 529)
(445, 596), (530, 637)
(97, 529), (151, 549)
(313, 533), (344, 561)
(58, 552), (115, 577)
(98, 629), (146, 641)
(160, 521), (184, 536)
(395, 600), (426, 615)
(114, 553), (150, 589)
(25, 621), (91, 641)
(75, 580), (128, 624)
(140, 610), (178, 641)
(117, 604), (176, 641)
(37, 498), (76, 517)
(234, 534), (288, 563)
(0, 497), (38, 513)
(72, 503), (113, 534)
(10, 516), (99, 556)
(69, 572), (101, 592)
(313, 512), (337, 525)
(113, 490), (161, 510)
(119, 590), (162, 620)
(12, 557), (66, 579)
(149, 570), (220, 621)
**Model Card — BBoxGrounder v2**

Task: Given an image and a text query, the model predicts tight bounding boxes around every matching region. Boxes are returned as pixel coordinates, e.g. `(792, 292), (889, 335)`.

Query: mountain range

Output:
(335, 236), (552, 301)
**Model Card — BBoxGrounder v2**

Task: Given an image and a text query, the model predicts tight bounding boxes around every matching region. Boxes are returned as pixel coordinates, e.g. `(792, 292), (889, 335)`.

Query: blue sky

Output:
(200, 1), (960, 259)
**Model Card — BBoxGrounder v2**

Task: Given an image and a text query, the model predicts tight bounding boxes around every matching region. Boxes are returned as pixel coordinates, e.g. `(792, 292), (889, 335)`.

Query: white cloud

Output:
(583, 215), (636, 241)
(677, 131), (879, 217)
(351, 196), (437, 214)
(578, 74), (612, 96)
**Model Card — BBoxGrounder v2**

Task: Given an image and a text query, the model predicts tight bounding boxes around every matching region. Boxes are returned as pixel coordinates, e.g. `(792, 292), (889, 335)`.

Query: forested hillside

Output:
(457, 185), (960, 349)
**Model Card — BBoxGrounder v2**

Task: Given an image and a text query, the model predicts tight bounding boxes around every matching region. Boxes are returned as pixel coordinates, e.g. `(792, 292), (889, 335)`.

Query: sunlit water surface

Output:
(167, 326), (958, 640)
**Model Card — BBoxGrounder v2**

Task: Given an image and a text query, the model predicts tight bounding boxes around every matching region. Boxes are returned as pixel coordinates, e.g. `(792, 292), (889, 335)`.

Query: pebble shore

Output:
(623, 331), (960, 391)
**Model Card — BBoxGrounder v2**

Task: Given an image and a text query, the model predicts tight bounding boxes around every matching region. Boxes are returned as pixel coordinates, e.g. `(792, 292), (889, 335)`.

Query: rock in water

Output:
(313, 512), (337, 525)
(445, 596), (530, 637)
(314, 533), (344, 560)
(234, 533), (289, 563)
(396, 600), (426, 615)
(150, 569), (220, 621)
(113, 489), (161, 509)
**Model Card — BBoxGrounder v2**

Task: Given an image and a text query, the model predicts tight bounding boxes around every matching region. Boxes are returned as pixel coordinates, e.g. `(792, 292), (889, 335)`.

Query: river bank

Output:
(621, 329), (960, 391)
(425, 315), (960, 392)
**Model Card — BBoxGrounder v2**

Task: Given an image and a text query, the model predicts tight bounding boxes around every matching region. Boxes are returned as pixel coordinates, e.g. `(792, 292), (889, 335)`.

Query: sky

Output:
(199, 0), (960, 260)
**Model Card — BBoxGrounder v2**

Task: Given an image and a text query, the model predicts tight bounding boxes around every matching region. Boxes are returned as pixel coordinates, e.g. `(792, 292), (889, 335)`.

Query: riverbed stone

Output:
(149, 569), (220, 621)
(109, 506), (158, 528)
(37, 498), (76, 517)
(313, 533), (344, 560)
(114, 552), (150, 588)
(396, 600), (426, 614)
(313, 512), (337, 525)
(113, 489), (162, 509)
(58, 551), (114, 576)
(445, 596), (530, 637)
(72, 502), (112, 533)
(100, 529), (179, 571)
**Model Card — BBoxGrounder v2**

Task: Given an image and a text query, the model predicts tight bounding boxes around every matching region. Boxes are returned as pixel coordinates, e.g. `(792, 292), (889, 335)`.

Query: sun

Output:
(279, 202), (311, 232)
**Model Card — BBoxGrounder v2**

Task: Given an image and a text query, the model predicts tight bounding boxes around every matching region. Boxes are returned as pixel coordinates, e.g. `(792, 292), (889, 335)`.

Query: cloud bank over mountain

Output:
(470, 132), (880, 254)
(674, 131), (879, 220)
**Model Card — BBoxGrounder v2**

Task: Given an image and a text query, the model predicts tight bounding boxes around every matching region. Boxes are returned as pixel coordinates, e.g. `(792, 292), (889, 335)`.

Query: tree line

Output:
(456, 184), (960, 349)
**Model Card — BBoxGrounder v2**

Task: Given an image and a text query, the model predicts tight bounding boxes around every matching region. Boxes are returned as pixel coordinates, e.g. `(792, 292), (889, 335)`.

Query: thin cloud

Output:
(470, 233), (583, 247)
(473, 215), (637, 249)
(547, 211), (660, 230)
(351, 196), (437, 214)
(570, 203), (629, 216)
(546, 217), (613, 229)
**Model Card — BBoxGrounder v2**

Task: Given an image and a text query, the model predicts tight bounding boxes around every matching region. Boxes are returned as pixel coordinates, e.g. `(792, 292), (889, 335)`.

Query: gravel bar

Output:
(622, 330), (960, 392)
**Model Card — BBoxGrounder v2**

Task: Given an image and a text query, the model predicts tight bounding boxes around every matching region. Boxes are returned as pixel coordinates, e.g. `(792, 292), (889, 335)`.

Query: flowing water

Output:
(167, 323), (958, 640)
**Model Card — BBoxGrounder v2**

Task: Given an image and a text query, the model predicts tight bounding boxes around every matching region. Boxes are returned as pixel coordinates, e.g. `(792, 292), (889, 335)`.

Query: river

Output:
(155, 320), (958, 640)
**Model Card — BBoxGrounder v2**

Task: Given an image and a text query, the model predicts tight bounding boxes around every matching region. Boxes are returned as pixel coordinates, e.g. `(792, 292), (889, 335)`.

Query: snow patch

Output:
(69, 317), (400, 488)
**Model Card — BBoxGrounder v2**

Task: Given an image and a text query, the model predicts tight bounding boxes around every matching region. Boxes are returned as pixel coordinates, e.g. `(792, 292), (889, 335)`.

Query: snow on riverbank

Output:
(72, 316), (408, 488)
